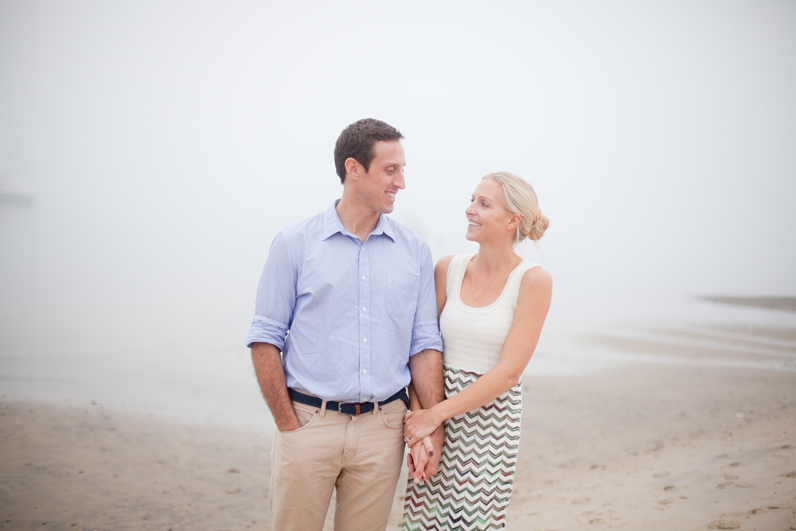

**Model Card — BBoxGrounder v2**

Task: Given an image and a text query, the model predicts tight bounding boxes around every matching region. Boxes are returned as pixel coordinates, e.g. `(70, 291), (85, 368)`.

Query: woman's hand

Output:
(406, 436), (435, 484)
(404, 408), (442, 448)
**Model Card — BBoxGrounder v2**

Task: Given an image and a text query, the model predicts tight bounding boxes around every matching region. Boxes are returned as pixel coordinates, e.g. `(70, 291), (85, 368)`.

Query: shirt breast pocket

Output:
(386, 273), (419, 319)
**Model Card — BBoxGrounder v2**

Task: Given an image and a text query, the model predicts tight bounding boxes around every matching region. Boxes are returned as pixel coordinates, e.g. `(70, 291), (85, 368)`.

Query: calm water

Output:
(1, 267), (794, 435)
(2, 189), (796, 435)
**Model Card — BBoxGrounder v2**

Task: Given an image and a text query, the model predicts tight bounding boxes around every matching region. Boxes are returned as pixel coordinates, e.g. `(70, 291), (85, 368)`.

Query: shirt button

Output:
(362, 369), (368, 374)
(363, 337), (368, 343)
(362, 307), (367, 312)
(361, 275), (366, 281)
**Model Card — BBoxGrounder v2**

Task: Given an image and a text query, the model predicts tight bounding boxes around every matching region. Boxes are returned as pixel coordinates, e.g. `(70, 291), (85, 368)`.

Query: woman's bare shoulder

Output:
(519, 265), (553, 294)
(434, 255), (455, 276)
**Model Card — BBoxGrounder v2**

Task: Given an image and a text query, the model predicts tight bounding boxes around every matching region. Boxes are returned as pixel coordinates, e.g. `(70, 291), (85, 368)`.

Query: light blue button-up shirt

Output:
(246, 201), (443, 403)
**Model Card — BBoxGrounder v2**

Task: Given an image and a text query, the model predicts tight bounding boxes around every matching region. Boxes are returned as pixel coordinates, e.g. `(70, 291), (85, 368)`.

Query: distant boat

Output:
(0, 169), (33, 206)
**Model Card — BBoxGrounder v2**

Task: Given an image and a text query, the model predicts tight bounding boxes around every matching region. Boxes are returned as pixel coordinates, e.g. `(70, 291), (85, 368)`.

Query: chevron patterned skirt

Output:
(402, 365), (523, 531)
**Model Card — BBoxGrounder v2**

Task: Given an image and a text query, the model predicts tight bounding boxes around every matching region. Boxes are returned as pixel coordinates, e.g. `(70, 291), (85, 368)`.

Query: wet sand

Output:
(699, 296), (796, 313)
(1, 325), (795, 530)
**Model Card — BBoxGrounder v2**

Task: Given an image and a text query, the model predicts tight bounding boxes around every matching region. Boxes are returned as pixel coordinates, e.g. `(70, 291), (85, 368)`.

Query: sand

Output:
(1, 326), (795, 530)
(699, 297), (796, 314)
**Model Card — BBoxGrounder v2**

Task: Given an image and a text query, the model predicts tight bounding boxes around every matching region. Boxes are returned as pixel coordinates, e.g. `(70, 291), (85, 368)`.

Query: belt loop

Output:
(319, 399), (327, 417)
(371, 401), (380, 415)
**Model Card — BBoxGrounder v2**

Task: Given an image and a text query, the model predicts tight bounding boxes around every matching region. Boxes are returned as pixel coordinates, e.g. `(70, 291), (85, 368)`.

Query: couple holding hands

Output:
(247, 118), (551, 531)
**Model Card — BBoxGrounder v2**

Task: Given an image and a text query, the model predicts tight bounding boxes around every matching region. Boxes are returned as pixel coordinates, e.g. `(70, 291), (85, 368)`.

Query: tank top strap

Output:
(445, 253), (474, 299)
(508, 260), (539, 289)
(501, 260), (540, 307)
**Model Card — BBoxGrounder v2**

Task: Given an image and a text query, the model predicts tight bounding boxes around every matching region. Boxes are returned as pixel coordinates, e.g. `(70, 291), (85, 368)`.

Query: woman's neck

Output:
(473, 241), (521, 273)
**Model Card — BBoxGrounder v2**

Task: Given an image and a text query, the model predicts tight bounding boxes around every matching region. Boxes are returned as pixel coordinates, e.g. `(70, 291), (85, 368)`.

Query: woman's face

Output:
(465, 179), (514, 243)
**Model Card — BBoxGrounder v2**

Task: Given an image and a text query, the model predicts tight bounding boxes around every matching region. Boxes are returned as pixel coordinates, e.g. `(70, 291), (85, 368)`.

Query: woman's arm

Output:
(434, 255), (452, 321)
(404, 266), (552, 446)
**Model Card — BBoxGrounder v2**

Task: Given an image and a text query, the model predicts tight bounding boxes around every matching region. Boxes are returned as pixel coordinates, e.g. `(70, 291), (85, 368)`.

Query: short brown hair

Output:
(334, 119), (404, 183)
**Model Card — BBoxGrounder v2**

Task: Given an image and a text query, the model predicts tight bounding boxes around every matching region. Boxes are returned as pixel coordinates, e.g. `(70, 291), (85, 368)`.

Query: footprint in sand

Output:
(709, 520), (740, 530)
(748, 506), (780, 515)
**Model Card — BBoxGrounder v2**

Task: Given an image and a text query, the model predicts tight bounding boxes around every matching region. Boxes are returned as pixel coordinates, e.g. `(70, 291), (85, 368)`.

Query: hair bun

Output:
(528, 209), (549, 241)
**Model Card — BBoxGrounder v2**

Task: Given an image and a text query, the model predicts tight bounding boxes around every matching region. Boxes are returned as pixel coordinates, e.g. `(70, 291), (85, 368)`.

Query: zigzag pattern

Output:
(402, 366), (523, 530)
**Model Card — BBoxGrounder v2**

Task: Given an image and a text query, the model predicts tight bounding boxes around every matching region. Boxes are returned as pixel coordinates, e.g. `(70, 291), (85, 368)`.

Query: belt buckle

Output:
(338, 402), (364, 415)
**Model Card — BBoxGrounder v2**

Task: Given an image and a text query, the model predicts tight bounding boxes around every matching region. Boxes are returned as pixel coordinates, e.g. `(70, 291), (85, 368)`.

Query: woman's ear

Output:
(508, 213), (521, 231)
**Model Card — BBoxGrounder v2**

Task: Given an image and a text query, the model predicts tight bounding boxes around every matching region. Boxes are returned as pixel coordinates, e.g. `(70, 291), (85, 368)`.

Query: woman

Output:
(402, 171), (552, 530)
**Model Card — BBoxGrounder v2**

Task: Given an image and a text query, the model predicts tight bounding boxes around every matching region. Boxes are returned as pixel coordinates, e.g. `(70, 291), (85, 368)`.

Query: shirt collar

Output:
(372, 211), (396, 242)
(321, 200), (395, 242)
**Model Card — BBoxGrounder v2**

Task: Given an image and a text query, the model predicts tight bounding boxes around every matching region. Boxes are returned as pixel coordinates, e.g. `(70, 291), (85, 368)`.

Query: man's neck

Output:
(336, 196), (379, 243)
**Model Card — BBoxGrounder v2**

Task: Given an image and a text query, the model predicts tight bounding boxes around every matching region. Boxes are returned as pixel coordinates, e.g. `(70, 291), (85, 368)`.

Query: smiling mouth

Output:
(386, 192), (396, 198)
(468, 221), (481, 227)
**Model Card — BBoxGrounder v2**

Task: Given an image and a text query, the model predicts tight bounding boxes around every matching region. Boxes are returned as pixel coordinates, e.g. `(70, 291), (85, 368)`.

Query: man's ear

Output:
(344, 158), (361, 182)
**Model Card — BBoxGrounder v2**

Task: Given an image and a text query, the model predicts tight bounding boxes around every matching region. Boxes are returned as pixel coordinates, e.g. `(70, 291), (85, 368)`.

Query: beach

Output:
(2, 316), (794, 530)
(2, 1), (796, 528)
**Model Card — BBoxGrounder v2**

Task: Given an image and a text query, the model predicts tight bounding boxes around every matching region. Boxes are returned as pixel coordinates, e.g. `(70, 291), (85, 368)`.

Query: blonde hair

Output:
(482, 171), (549, 243)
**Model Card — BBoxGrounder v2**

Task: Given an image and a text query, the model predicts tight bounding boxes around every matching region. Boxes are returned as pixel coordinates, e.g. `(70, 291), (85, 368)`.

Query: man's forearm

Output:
(251, 342), (301, 431)
(408, 348), (445, 440)
(408, 348), (445, 474)
(408, 348), (444, 408)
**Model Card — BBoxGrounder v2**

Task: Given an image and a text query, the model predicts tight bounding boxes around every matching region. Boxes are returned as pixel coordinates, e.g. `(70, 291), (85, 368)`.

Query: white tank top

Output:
(439, 253), (539, 375)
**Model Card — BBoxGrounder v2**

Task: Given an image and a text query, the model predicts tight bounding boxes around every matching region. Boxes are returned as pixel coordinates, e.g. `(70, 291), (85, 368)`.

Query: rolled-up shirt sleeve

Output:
(409, 243), (444, 356)
(246, 232), (297, 350)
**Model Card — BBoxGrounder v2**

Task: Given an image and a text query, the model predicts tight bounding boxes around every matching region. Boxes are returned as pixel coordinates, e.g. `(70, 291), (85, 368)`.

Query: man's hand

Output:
(277, 416), (302, 432)
(421, 426), (444, 478)
(251, 342), (301, 431)
(407, 436), (434, 484)
(406, 440), (428, 484)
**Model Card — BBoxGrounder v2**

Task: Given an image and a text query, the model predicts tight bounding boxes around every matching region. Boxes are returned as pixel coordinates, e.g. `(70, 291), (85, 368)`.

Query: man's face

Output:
(357, 140), (406, 215)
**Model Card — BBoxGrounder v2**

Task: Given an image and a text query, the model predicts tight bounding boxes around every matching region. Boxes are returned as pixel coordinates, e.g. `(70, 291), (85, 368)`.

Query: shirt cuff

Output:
(246, 314), (288, 350)
(409, 323), (443, 356)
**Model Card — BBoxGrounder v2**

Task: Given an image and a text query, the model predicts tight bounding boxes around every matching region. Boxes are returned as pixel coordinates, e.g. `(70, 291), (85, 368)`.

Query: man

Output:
(246, 118), (444, 531)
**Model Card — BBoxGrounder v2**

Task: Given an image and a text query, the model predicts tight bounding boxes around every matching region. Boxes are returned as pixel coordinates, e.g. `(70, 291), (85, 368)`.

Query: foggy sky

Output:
(1, 0), (795, 335)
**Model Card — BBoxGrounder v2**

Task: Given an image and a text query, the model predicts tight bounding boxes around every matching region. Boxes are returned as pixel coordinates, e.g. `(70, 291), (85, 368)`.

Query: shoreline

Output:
(2, 360), (794, 530)
(1, 314), (795, 530)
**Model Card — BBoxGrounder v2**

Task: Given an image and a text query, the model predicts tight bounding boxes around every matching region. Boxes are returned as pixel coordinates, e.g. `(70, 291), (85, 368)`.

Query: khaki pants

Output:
(270, 398), (407, 531)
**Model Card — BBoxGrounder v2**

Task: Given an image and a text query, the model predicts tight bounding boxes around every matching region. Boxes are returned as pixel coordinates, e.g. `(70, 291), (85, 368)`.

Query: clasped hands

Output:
(403, 408), (442, 484)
